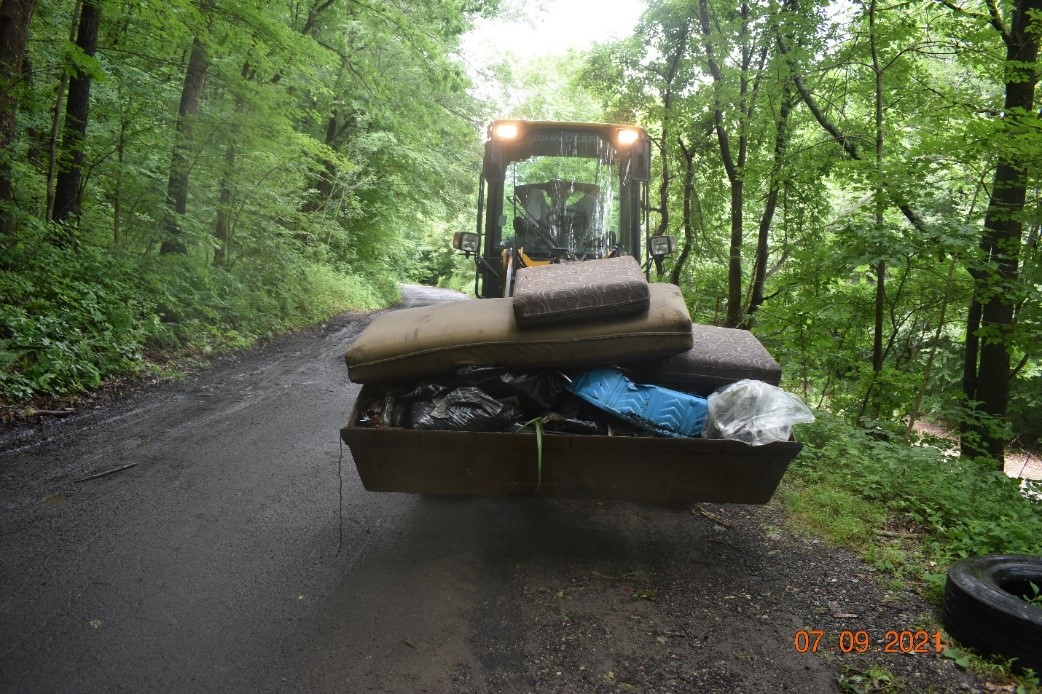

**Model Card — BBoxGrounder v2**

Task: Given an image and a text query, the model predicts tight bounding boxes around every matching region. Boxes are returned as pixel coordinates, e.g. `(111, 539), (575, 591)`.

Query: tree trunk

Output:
(213, 61), (253, 267)
(113, 123), (123, 244)
(697, 0), (752, 328)
(655, 97), (671, 240)
(670, 138), (697, 286)
(44, 0), (81, 221)
(960, 0), (1042, 464)
(0, 0), (38, 238)
(856, 0), (888, 424)
(651, 23), (687, 276)
(726, 179), (744, 328)
(301, 0), (337, 35)
(870, 0), (885, 375)
(301, 111), (340, 214)
(212, 141), (235, 266)
(296, 3), (352, 218)
(52, 0), (100, 227)
(160, 36), (208, 255)
(747, 84), (793, 319)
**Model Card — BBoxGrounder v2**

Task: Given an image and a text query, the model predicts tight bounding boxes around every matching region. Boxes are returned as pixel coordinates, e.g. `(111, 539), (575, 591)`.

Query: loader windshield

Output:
(502, 138), (621, 259)
(508, 172), (613, 258)
(474, 121), (650, 297)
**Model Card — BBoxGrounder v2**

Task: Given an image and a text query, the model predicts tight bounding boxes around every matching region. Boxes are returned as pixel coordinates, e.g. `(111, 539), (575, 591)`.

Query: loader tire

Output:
(942, 554), (1042, 673)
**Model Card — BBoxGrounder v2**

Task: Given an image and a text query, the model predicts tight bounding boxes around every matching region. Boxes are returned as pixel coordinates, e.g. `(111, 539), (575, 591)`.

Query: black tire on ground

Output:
(942, 554), (1042, 673)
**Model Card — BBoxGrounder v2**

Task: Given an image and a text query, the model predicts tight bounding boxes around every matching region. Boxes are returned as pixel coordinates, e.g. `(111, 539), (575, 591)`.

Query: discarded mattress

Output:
(346, 282), (693, 384)
(512, 256), (650, 327)
(623, 323), (782, 395)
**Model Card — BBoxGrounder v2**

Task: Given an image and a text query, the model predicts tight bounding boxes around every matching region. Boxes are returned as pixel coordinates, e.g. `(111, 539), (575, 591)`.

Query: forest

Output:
(0, 0), (1039, 472)
(577, 0), (1041, 468)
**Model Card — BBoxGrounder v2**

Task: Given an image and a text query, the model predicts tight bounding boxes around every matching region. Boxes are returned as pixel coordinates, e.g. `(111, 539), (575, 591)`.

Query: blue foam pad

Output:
(566, 368), (708, 438)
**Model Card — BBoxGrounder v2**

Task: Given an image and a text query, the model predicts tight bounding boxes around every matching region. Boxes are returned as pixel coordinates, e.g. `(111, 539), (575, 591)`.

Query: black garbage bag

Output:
(499, 371), (566, 412)
(540, 411), (602, 435)
(411, 386), (525, 432)
(551, 392), (612, 434)
(453, 366), (512, 398)
(452, 367), (566, 414)
(380, 391), (397, 428)
(390, 401), (410, 428)
(401, 382), (453, 402)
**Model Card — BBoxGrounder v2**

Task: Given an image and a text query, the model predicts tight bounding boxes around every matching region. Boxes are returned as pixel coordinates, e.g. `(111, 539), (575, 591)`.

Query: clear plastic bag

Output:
(702, 379), (815, 445)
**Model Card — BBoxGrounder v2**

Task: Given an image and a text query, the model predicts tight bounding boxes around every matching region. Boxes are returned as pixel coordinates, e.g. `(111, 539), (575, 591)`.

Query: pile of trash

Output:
(346, 257), (813, 446)
(355, 367), (812, 446)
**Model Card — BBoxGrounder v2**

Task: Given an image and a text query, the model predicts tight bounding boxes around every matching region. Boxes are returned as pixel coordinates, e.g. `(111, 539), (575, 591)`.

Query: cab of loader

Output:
(452, 120), (676, 298)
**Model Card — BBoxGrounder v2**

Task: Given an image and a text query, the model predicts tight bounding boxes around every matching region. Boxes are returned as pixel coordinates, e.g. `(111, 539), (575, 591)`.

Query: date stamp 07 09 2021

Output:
(793, 629), (944, 655)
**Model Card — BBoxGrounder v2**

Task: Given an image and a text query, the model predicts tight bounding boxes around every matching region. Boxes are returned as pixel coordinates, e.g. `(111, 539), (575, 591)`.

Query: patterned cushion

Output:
(623, 323), (781, 395)
(346, 283), (693, 384)
(512, 256), (650, 327)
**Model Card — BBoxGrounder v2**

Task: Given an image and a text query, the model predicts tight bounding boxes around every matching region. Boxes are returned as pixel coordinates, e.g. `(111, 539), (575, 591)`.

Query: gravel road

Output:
(0, 285), (991, 693)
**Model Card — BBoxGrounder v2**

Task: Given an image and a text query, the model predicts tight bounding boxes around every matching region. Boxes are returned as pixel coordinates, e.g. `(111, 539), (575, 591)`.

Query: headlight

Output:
(452, 231), (481, 254)
(492, 122), (519, 140)
(617, 128), (640, 146)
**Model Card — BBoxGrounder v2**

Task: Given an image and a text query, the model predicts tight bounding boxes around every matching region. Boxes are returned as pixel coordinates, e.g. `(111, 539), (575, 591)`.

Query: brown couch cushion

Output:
(512, 256), (650, 327)
(623, 323), (781, 395)
(346, 283), (693, 384)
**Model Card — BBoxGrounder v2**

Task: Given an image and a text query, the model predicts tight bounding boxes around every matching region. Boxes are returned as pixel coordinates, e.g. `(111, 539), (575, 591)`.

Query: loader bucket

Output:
(340, 385), (802, 504)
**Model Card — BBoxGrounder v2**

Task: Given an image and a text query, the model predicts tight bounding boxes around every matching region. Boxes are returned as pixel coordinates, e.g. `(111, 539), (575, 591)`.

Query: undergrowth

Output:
(783, 412), (1042, 602)
(0, 231), (398, 404)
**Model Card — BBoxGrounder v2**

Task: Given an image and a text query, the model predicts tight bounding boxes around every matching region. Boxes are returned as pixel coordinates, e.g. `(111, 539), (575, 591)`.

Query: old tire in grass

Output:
(942, 554), (1042, 673)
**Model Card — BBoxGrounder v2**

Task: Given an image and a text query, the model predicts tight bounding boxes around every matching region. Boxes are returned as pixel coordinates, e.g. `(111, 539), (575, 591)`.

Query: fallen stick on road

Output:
(696, 508), (738, 529)
(74, 463), (139, 483)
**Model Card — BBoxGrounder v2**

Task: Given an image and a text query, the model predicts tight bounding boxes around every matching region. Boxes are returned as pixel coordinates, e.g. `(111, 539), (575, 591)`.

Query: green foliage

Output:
(785, 412), (1042, 601)
(1025, 581), (1042, 609)
(836, 663), (898, 694)
(3, 0), (1041, 463)
(0, 0), (491, 402)
(482, 51), (604, 122)
(0, 237), (145, 400)
(577, 0), (1041, 453)
(783, 482), (886, 546)
(944, 646), (1042, 693)
(411, 220), (475, 291)
(0, 225), (395, 402)
(1009, 361), (1042, 449)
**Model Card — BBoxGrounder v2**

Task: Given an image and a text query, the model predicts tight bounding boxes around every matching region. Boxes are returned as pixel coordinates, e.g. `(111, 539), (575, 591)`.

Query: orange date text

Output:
(793, 629), (942, 655)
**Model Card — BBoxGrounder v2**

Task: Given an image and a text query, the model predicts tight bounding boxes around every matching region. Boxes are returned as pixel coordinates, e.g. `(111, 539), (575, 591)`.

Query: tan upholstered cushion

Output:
(346, 283), (693, 384)
(512, 256), (650, 327)
(623, 323), (781, 395)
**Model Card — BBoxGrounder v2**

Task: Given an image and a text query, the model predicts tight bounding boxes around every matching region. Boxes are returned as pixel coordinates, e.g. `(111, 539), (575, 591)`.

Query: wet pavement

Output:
(0, 285), (990, 693)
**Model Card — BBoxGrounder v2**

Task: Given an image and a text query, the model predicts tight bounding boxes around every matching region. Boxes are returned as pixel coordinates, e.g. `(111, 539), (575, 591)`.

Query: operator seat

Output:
(568, 192), (600, 250)
(513, 189), (553, 252)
